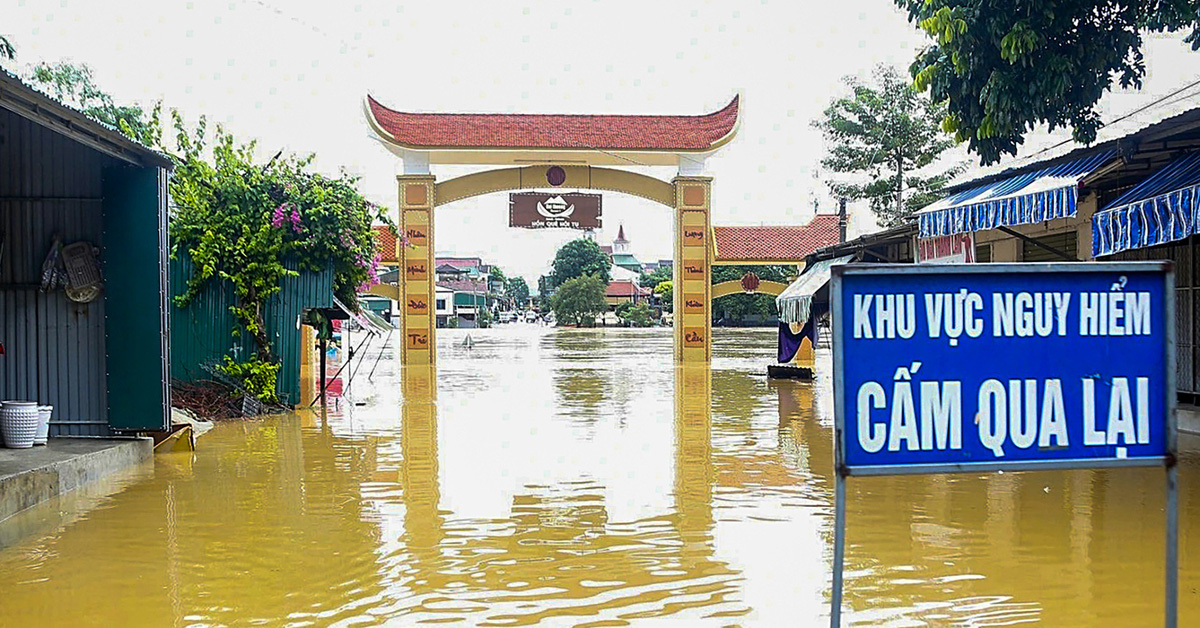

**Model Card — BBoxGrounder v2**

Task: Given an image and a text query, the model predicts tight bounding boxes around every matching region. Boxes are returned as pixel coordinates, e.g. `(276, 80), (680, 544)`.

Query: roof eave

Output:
(0, 71), (173, 170)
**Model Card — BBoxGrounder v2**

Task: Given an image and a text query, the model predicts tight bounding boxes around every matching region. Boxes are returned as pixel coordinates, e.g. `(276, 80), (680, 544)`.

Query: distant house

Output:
(605, 279), (651, 309)
(434, 286), (454, 327)
(435, 263), (470, 282)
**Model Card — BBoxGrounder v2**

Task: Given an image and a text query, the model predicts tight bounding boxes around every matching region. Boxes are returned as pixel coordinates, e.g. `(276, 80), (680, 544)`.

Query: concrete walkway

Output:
(0, 438), (152, 522)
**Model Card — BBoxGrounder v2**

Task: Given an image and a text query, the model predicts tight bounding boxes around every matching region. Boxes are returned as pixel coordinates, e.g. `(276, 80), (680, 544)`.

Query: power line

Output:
(1025, 75), (1200, 160)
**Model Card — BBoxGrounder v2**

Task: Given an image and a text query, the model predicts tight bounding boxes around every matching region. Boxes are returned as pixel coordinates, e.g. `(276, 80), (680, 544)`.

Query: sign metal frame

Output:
(828, 261), (1177, 628)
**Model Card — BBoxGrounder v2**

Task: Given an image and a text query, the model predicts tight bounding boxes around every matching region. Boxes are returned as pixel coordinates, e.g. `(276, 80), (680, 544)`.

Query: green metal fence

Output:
(169, 254), (334, 406)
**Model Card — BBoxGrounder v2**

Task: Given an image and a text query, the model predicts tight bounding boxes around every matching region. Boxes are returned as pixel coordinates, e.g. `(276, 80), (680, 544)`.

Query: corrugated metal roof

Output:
(946, 83), (1200, 194)
(0, 69), (173, 169)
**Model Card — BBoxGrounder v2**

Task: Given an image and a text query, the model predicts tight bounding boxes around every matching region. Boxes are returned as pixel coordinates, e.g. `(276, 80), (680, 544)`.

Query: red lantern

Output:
(741, 272), (760, 293)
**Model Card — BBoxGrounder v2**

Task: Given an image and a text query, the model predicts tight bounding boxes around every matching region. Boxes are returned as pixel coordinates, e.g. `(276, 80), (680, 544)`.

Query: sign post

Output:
(829, 262), (1177, 627)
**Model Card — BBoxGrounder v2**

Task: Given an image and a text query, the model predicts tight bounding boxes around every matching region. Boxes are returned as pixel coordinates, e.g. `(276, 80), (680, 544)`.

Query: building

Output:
(0, 70), (172, 435)
(605, 279), (652, 309)
(434, 286), (455, 327)
(907, 90), (1200, 413)
(608, 225), (644, 281)
(437, 277), (490, 327)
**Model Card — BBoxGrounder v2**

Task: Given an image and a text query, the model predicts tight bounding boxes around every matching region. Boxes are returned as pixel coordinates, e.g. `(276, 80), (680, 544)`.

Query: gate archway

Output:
(364, 95), (741, 365)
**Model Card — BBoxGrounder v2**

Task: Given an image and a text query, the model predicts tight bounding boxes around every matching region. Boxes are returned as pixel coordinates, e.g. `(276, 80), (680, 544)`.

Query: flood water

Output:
(0, 326), (1197, 626)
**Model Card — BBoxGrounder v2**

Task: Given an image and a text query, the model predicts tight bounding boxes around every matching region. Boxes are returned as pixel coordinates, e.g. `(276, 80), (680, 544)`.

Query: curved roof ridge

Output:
(364, 95), (740, 153)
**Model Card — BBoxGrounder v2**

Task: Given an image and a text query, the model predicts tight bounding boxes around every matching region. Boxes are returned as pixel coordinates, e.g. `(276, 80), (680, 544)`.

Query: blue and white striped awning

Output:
(917, 151), (1118, 238)
(1092, 151), (1200, 257)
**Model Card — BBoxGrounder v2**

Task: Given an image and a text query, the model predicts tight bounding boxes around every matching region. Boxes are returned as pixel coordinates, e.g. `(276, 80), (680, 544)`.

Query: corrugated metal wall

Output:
(170, 254), (333, 405)
(0, 108), (115, 435)
(1109, 238), (1198, 400)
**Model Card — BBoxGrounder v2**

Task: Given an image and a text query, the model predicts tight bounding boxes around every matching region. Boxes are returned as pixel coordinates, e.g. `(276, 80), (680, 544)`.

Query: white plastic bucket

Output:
(1, 401), (39, 449)
(35, 406), (52, 445)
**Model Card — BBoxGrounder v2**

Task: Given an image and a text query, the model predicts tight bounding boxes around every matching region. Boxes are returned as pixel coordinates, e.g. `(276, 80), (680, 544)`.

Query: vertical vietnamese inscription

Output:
(674, 178), (712, 363)
(400, 176), (435, 366)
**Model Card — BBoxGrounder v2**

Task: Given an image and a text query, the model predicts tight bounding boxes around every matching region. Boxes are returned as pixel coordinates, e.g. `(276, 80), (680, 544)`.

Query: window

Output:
(1022, 231), (1078, 262)
(436, 299), (447, 310)
(975, 243), (992, 263)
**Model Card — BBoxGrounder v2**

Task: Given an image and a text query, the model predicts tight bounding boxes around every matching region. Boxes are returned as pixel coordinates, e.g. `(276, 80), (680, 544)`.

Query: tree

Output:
(506, 277), (531, 307)
(897, 0), (1200, 165)
(619, 302), (655, 328)
(168, 115), (389, 400)
(653, 280), (673, 313)
(1, 34), (14, 61)
(550, 274), (607, 327)
(816, 64), (962, 227)
(639, 266), (672, 289)
(488, 266), (506, 294)
(551, 238), (611, 287)
(29, 62), (158, 145)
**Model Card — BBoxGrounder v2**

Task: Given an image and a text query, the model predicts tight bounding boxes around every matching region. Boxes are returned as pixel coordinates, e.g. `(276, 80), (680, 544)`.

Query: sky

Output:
(4, 1), (1199, 283)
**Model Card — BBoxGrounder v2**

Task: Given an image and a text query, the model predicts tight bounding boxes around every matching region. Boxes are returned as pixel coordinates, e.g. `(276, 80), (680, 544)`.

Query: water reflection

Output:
(383, 360), (743, 625)
(0, 328), (1195, 626)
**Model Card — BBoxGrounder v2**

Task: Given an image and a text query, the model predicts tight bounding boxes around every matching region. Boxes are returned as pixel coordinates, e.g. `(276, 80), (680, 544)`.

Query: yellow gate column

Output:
(398, 175), (436, 366)
(673, 177), (712, 363)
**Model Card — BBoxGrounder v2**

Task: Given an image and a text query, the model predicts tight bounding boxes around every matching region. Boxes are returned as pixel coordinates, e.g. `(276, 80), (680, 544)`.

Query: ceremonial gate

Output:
(364, 95), (741, 364)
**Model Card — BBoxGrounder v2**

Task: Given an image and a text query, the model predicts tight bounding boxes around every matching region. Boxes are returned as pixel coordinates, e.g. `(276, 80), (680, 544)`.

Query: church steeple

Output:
(612, 224), (631, 254)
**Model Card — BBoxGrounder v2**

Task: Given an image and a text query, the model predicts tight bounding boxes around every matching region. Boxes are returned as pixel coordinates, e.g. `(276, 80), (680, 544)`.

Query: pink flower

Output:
(270, 203), (289, 228)
(290, 207), (302, 233)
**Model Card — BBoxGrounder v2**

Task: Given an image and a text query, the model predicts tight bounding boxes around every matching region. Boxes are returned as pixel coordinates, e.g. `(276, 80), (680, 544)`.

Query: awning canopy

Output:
(775, 255), (854, 324)
(360, 307), (395, 332)
(1092, 151), (1200, 257)
(917, 151), (1117, 238)
(334, 296), (384, 335)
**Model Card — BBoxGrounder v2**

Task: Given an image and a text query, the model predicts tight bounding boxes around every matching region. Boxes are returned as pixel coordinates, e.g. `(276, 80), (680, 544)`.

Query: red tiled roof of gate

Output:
(365, 95), (740, 151)
(712, 214), (841, 262)
(373, 225), (398, 263)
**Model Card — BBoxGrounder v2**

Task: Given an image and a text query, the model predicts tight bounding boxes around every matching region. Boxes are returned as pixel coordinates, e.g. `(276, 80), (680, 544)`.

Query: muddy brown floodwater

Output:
(0, 326), (1196, 626)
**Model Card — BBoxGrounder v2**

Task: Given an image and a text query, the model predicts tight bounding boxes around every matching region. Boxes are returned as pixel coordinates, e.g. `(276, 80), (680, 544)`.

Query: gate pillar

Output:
(673, 176), (713, 363)
(398, 175), (437, 366)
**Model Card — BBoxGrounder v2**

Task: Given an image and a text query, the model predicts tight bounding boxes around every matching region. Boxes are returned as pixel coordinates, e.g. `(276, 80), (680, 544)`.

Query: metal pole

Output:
(831, 471), (846, 627)
(319, 338), (327, 407)
(1165, 462), (1178, 628)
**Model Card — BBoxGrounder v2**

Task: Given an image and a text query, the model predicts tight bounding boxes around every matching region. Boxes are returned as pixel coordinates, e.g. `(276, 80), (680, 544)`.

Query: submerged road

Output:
(0, 326), (1196, 625)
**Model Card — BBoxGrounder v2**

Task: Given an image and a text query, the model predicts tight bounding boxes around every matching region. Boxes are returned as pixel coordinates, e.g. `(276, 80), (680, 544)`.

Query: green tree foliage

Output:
(639, 266), (672, 289)
(550, 274), (607, 327)
(29, 62), (159, 145)
(167, 115), (389, 399)
(897, 0), (1200, 165)
(488, 266), (506, 293)
(619, 302), (655, 327)
(711, 265), (794, 325)
(506, 277), (531, 306)
(0, 34), (14, 61)
(551, 238), (611, 287)
(816, 64), (962, 227)
(25, 64), (390, 400)
(653, 280), (673, 313)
